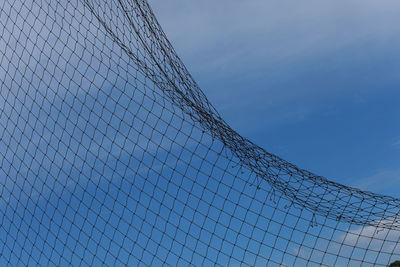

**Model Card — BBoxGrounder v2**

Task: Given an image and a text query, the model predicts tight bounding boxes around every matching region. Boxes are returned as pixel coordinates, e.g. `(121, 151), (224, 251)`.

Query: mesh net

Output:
(0, 0), (399, 266)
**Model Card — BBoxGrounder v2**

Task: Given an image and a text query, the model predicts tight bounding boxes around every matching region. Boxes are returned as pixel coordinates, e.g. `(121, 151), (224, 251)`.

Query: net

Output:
(0, 0), (399, 266)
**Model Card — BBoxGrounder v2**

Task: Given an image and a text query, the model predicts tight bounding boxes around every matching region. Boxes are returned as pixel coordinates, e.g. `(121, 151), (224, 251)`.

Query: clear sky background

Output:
(149, 0), (400, 198)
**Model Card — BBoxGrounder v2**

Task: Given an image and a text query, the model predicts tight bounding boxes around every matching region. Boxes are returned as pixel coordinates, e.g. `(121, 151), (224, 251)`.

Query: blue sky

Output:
(1, 1), (399, 266)
(149, 0), (400, 197)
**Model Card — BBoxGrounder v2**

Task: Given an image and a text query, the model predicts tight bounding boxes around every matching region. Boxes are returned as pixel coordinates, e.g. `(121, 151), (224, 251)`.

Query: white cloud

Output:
(352, 169), (400, 197)
(148, 0), (400, 132)
(149, 0), (400, 74)
(341, 220), (400, 252)
(392, 140), (400, 149)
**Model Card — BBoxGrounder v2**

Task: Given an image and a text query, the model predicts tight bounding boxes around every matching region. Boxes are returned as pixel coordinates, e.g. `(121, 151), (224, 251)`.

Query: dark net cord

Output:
(85, 0), (400, 229)
(0, 0), (399, 266)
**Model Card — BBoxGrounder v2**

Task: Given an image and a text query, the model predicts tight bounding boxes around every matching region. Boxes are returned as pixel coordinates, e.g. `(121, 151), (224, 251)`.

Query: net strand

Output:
(0, 0), (399, 266)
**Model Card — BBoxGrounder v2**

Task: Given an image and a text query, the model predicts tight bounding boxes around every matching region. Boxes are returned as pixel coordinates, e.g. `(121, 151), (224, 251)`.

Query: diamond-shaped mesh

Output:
(0, 0), (399, 266)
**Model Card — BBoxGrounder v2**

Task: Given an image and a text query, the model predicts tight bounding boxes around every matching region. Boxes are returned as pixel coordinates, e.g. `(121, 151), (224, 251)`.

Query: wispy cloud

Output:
(340, 220), (400, 259)
(353, 169), (400, 197)
(149, 0), (400, 133)
(392, 139), (400, 149)
(149, 0), (400, 83)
